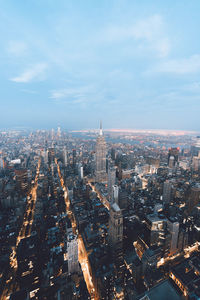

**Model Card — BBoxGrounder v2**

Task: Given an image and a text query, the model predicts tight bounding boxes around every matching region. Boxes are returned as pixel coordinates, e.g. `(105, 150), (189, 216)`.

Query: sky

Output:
(0, 0), (200, 131)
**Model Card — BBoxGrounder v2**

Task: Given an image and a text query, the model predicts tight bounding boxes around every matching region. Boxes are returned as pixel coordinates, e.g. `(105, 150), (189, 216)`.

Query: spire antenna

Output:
(100, 120), (103, 136)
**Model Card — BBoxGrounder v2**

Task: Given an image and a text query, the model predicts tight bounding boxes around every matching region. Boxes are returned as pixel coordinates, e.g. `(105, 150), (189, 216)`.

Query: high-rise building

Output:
(48, 148), (55, 165)
(144, 214), (166, 248)
(118, 188), (128, 209)
(168, 148), (179, 167)
(168, 156), (175, 168)
(51, 128), (55, 140)
(67, 233), (79, 275)
(112, 185), (119, 204)
(78, 163), (84, 180)
(0, 153), (4, 169)
(108, 166), (116, 200)
(44, 149), (48, 164)
(57, 126), (61, 138)
(72, 149), (76, 169)
(108, 202), (123, 274)
(63, 147), (68, 166)
(167, 218), (179, 256)
(192, 152), (200, 171)
(111, 148), (116, 161)
(15, 169), (28, 194)
(163, 181), (172, 204)
(188, 184), (200, 213)
(95, 122), (107, 183)
(191, 136), (200, 156)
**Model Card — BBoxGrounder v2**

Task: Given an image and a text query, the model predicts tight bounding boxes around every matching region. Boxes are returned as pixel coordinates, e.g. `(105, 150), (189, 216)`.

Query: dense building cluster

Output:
(0, 127), (200, 300)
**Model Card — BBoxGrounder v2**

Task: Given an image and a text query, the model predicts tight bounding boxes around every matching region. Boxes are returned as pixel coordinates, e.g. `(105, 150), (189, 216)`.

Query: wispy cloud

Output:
(50, 86), (96, 105)
(101, 15), (170, 57)
(149, 54), (200, 74)
(10, 63), (47, 83)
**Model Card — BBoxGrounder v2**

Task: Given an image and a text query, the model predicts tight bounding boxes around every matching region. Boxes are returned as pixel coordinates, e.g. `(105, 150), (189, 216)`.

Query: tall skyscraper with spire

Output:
(95, 121), (107, 183)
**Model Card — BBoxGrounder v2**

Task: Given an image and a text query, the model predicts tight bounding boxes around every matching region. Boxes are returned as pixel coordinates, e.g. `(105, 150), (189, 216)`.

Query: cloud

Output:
(7, 41), (28, 56)
(50, 86), (95, 104)
(11, 63), (47, 83)
(101, 15), (170, 57)
(50, 88), (85, 100)
(150, 55), (200, 74)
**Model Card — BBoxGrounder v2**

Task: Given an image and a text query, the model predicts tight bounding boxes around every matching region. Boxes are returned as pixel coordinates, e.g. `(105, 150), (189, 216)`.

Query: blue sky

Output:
(0, 0), (200, 131)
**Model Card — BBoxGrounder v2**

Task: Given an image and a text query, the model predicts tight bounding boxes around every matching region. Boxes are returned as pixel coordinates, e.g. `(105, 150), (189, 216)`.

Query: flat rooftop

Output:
(138, 280), (182, 300)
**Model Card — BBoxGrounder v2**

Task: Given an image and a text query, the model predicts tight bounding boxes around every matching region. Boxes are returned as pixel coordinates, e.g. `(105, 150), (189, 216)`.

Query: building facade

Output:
(95, 122), (107, 183)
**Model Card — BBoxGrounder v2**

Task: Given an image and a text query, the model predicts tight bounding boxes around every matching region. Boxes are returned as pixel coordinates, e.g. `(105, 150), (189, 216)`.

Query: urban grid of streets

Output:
(1, 157), (98, 300)
(1, 159), (41, 300)
(55, 158), (98, 300)
(1, 129), (200, 299)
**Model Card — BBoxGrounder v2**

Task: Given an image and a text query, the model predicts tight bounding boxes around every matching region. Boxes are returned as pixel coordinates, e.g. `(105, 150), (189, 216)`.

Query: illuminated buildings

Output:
(144, 214), (166, 248)
(169, 253), (200, 299)
(67, 233), (79, 275)
(138, 280), (182, 300)
(2, 128), (200, 299)
(167, 218), (179, 256)
(15, 169), (28, 194)
(95, 122), (107, 183)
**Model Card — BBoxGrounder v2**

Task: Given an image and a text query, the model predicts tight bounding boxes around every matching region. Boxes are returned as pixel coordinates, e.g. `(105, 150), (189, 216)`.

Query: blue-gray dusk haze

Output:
(0, 0), (200, 131)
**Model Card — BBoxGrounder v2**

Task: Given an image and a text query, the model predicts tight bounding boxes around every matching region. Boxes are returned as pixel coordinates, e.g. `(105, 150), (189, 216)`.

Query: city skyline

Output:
(1, 1), (200, 130)
(1, 124), (200, 299)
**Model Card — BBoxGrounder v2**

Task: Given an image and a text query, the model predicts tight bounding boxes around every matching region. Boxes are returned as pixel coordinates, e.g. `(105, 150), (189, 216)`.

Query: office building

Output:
(163, 181), (172, 204)
(168, 148), (179, 167)
(167, 218), (179, 256)
(108, 166), (116, 200)
(67, 233), (79, 275)
(188, 184), (200, 213)
(112, 185), (119, 204)
(108, 202), (123, 275)
(78, 163), (84, 180)
(95, 122), (107, 183)
(63, 147), (68, 166)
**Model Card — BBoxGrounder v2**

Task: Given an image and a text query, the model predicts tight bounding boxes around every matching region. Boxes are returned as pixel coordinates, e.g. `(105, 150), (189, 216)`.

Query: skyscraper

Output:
(63, 146), (68, 166)
(167, 218), (179, 256)
(78, 163), (84, 180)
(112, 185), (119, 204)
(163, 181), (172, 204)
(67, 233), (79, 275)
(95, 122), (107, 183)
(108, 166), (116, 200)
(108, 202), (124, 276)
(168, 147), (179, 167)
(57, 126), (61, 139)
(188, 184), (200, 213)
(72, 149), (76, 168)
